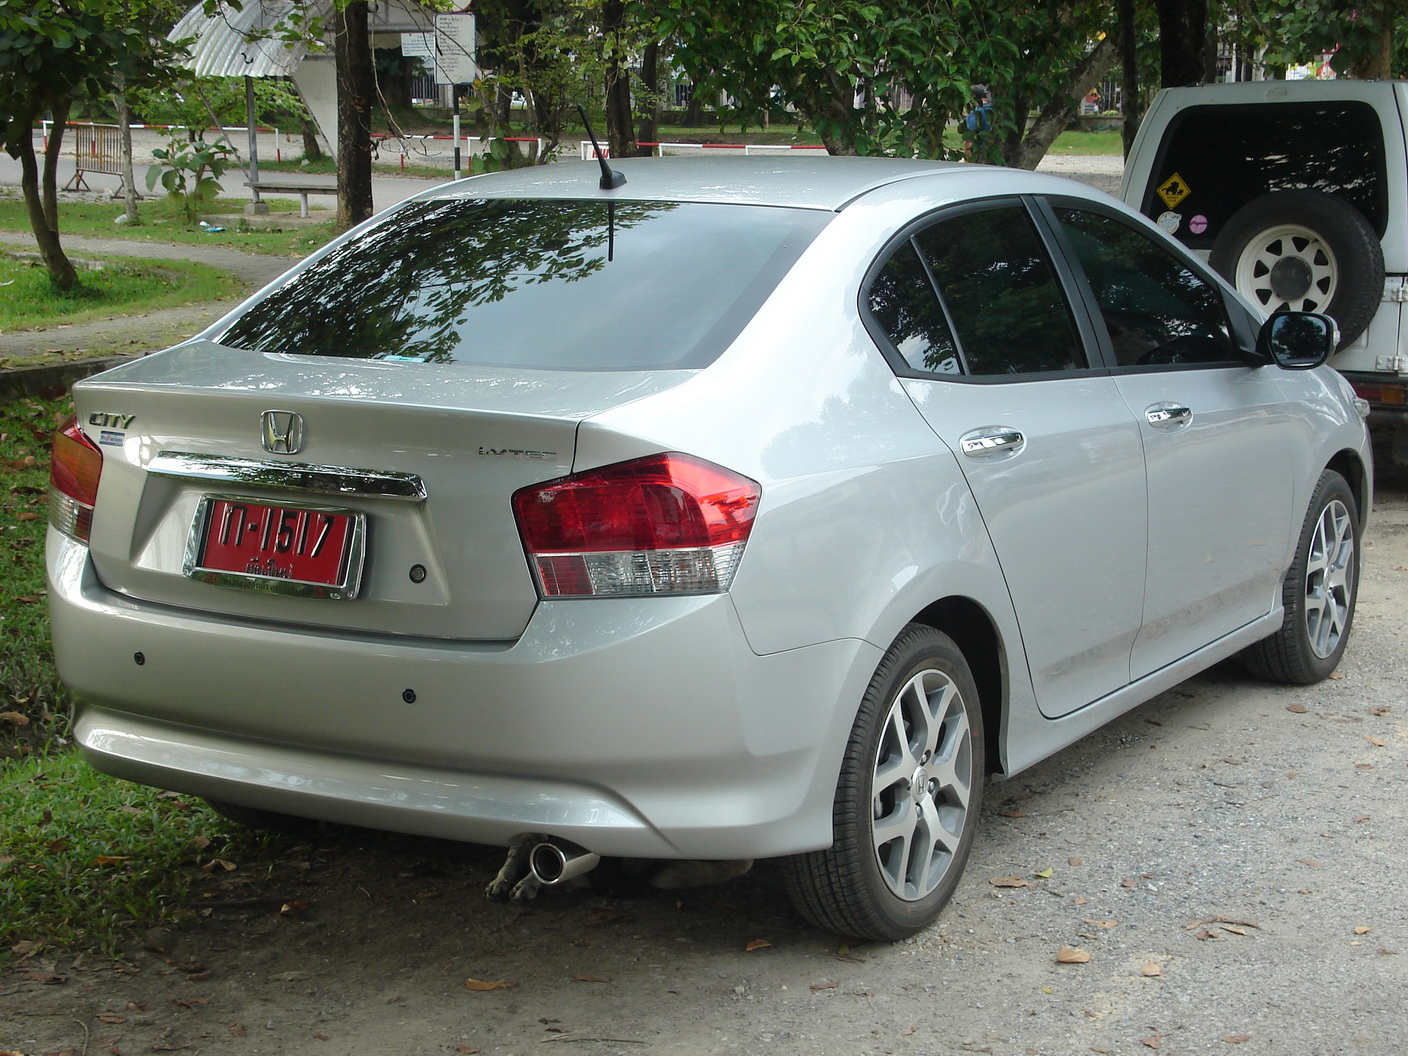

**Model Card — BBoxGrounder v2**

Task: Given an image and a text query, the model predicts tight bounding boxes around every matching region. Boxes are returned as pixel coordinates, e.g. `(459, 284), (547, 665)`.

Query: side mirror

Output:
(1256, 312), (1338, 370)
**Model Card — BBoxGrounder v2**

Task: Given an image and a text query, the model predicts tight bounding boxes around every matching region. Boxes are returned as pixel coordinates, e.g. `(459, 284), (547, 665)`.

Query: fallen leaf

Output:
(809, 981), (838, 991)
(1221, 925), (1248, 936)
(1285, 704), (1307, 714)
(1355, 763), (1374, 771)
(989, 875), (1030, 888)
(1328, 671), (1344, 680)
(1296, 859), (1324, 869)
(1354, 814), (1371, 823)
(1355, 926), (1372, 935)
(93, 855), (132, 866)
(465, 978), (517, 991)
(1041, 986), (1053, 993)
(1222, 1035), (1251, 1043)
(229, 1024), (248, 1037)
(1056, 946), (1091, 963)
(1034, 866), (1054, 879)
(996, 810), (1028, 818)
(1193, 930), (1215, 941)
(743, 938), (771, 952)
(1140, 963), (1162, 976)
(1214, 917), (1260, 929)
(573, 975), (609, 983)
(455, 1047), (482, 1054)
(279, 901), (308, 918)
(1121, 878), (1137, 888)
(1083, 919), (1118, 928)
(1068, 857), (1083, 867)
(1221, 757), (1242, 765)
(1142, 1035), (1161, 1049)
(1370, 706), (1391, 717)
(97, 1014), (127, 1024)
(0, 711), (30, 726)
(900, 1026), (918, 1037)
(314, 1033), (330, 1041)
(1365, 736), (1387, 747)
(171, 997), (207, 1008)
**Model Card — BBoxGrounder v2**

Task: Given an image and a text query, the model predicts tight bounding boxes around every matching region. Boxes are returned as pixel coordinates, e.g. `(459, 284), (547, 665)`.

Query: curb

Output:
(0, 356), (135, 400)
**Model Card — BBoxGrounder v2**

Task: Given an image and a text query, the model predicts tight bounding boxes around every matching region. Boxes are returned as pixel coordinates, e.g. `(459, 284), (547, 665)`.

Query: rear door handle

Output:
(959, 427), (1025, 459)
(1145, 403), (1192, 431)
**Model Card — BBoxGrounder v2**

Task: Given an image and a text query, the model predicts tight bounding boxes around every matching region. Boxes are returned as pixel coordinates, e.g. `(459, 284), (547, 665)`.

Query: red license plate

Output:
(191, 498), (363, 597)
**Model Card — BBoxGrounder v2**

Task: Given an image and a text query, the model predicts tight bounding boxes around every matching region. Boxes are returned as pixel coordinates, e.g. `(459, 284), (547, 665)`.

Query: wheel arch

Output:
(911, 596), (1009, 779)
(1325, 448), (1370, 521)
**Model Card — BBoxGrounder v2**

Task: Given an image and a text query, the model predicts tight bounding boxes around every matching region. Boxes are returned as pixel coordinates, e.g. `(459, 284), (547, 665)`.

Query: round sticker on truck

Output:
(1157, 211), (1182, 234)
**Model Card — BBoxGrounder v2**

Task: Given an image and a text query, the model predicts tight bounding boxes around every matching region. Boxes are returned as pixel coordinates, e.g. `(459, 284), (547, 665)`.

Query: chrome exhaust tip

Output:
(528, 840), (601, 886)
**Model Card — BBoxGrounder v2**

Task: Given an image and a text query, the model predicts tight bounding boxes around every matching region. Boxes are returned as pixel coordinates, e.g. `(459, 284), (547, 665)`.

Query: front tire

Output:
(785, 625), (985, 940)
(1242, 470), (1359, 684)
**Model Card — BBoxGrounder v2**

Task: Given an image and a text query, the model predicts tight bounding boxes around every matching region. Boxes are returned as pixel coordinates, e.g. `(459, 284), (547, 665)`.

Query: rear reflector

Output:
(513, 452), (760, 597)
(50, 415), (103, 542)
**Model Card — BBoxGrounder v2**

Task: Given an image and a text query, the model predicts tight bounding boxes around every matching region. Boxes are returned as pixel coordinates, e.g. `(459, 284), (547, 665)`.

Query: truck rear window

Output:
(1141, 101), (1387, 249)
(218, 198), (828, 371)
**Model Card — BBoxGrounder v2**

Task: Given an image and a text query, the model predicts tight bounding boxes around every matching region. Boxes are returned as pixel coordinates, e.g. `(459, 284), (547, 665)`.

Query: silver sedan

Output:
(48, 156), (1369, 940)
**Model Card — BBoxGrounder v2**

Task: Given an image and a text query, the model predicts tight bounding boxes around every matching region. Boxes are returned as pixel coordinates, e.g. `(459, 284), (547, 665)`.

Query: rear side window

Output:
(1143, 101), (1387, 249)
(866, 204), (1086, 377)
(219, 199), (829, 371)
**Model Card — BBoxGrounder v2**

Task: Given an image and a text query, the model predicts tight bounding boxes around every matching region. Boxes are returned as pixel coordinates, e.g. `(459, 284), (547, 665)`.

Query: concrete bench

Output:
(245, 180), (338, 218)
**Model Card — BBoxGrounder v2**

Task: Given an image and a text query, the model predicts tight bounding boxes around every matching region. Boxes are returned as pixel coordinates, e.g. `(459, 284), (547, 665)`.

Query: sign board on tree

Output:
(400, 32), (434, 59)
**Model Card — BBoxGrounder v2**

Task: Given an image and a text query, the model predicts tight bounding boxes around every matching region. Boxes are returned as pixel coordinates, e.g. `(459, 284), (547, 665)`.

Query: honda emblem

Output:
(260, 410), (305, 455)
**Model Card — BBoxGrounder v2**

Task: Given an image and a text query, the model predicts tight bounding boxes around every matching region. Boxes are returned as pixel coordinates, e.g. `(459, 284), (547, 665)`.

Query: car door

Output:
(1044, 201), (1302, 677)
(865, 200), (1148, 718)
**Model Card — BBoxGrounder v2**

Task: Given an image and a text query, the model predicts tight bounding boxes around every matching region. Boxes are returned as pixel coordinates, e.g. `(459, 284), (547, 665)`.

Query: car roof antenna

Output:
(577, 105), (626, 190)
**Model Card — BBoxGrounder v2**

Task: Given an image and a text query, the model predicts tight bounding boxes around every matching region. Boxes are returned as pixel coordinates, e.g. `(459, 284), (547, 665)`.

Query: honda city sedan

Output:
(48, 156), (1370, 940)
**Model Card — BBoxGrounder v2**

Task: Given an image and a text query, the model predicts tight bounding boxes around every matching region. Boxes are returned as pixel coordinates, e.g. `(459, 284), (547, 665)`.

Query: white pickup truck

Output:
(1121, 79), (1407, 458)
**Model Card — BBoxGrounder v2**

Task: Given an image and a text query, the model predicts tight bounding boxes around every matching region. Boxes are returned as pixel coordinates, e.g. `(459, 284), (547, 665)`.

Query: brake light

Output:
(50, 415), (103, 542)
(513, 452), (761, 597)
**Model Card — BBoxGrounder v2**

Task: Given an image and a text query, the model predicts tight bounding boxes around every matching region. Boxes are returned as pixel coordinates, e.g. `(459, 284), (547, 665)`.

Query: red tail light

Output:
(513, 452), (761, 597)
(50, 415), (104, 542)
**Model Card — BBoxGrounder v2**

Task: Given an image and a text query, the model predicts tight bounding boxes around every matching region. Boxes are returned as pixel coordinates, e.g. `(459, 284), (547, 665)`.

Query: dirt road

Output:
(7, 473), (1407, 1056)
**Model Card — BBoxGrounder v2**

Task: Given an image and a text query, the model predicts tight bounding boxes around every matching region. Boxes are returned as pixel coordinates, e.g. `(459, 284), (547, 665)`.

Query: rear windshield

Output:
(218, 198), (830, 371)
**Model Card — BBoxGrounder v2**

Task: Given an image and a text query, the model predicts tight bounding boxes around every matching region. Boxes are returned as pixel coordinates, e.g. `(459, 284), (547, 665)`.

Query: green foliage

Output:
(656, 0), (1113, 161)
(0, 749), (274, 954)
(1226, 0), (1402, 76)
(146, 135), (237, 226)
(130, 73), (311, 132)
(0, 251), (243, 329)
(0, 396), (70, 761)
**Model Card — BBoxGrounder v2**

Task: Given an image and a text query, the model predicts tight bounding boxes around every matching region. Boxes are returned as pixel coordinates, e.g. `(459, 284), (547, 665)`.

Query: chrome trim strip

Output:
(149, 451), (427, 502)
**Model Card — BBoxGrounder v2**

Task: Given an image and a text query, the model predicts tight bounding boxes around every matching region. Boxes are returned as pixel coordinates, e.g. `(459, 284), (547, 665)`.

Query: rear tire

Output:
(785, 624), (984, 940)
(1241, 470), (1359, 684)
(1208, 191), (1383, 349)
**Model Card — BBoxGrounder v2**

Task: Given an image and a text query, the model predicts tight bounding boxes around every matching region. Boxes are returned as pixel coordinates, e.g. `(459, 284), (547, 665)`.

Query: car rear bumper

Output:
(49, 529), (877, 859)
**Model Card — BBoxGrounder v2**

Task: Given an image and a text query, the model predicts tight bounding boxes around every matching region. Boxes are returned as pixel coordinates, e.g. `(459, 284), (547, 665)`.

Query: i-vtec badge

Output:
(89, 412), (135, 429)
(478, 446), (557, 460)
(261, 410), (305, 455)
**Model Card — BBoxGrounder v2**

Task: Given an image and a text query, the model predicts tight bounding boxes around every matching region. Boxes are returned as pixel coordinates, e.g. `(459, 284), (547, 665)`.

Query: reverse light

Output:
(513, 452), (761, 597)
(50, 415), (104, 542)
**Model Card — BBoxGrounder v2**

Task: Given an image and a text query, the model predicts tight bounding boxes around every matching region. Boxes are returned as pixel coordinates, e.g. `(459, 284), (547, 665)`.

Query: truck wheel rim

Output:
(1235, 223), (1339, 315)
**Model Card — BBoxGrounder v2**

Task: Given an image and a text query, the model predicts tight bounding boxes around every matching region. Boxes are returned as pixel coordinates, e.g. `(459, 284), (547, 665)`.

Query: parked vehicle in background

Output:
(49, 156), (1370, 941)
(1122, 79), (1408, 461)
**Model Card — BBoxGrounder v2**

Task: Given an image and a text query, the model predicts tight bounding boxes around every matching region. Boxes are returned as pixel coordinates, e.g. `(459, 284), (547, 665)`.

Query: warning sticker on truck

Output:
(1155, 173), (1191, 209)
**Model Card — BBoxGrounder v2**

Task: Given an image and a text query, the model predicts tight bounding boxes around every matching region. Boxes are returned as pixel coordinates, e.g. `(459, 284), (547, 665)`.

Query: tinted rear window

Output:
(219, 198), (829, 371)
(1142, 101), (1387, 249)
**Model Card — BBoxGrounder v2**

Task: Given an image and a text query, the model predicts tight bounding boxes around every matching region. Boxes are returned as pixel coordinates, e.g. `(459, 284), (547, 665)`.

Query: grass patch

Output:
(1, 394), (70, 759)
(1046, 130), (1126, 156)
(0, 192), (336, 259)
(1, 750), (274, 954)
(0, 252), (243, 332)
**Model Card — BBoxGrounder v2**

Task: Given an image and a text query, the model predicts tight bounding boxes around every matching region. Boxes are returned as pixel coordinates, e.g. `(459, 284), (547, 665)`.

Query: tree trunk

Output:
(602, 0), (637, 159)
(42, 98), (70, 237)
(638, 42), (660, 149)
(1351, 12), (1393, 79)
(117, 86), (140, 225)
(19, 109), (78, 292)
(334, 0), (375, 227)
(1118, 0), (1141, 157)
(1006, 36), (1120, 170)
(300, 117), (324, 162)
(1152, 0), (1211, 87)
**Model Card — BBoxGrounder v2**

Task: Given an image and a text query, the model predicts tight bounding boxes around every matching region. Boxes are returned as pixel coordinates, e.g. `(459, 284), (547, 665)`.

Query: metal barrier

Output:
(65, 123), (123, 190)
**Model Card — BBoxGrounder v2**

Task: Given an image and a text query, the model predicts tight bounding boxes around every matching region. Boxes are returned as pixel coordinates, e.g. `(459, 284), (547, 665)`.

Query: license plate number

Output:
(187, 497), (365, 599)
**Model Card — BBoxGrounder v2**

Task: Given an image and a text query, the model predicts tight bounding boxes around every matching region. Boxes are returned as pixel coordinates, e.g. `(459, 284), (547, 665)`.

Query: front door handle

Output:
(1146, 403), (1192, 431)
(959, 427), (1025, 459)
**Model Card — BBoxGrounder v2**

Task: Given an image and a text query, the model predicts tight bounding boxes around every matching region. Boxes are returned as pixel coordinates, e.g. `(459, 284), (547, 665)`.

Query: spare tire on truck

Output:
(1208, 190), (1384, 349)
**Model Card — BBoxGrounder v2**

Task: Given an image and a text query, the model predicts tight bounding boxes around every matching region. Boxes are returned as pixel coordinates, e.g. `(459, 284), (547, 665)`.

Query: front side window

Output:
(219, 199), (830, 371)
(1056, 207), (1237, 368)
(866, 204), (1086, 377)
